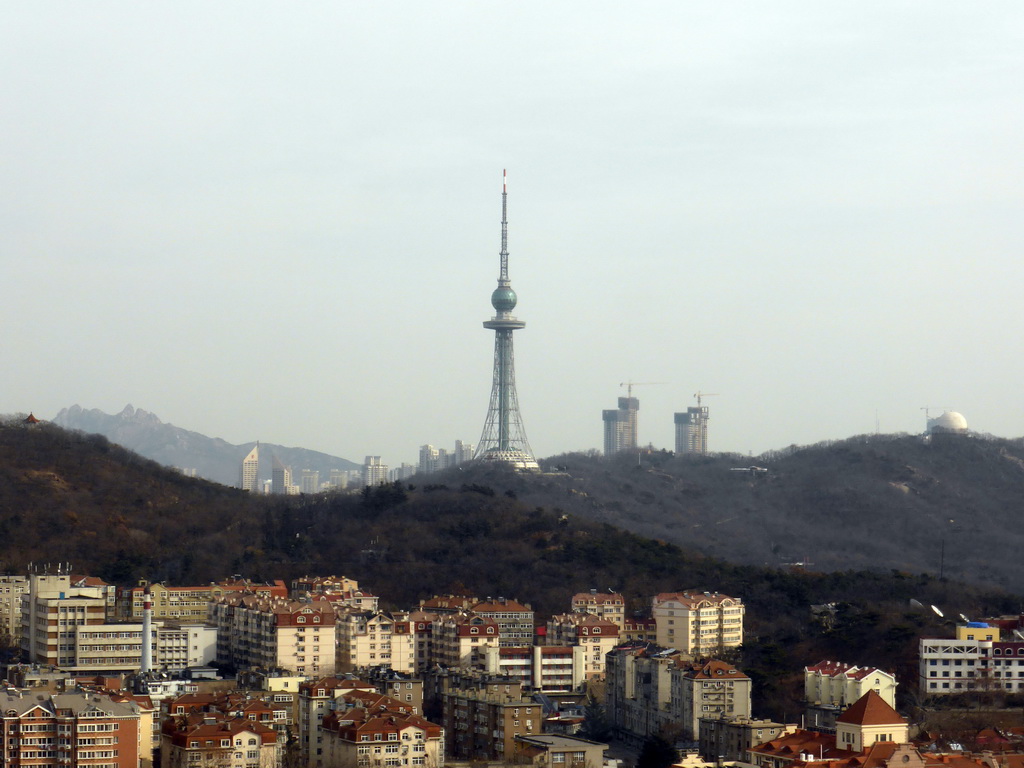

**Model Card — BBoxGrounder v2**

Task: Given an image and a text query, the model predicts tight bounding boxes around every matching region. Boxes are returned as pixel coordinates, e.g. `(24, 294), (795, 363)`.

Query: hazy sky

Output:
(3, 3), (1023, 468)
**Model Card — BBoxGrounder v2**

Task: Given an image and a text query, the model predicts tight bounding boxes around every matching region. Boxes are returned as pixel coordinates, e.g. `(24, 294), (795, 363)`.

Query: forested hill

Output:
(1, 418), (1022, 715)
(446, 433), (1024, 590)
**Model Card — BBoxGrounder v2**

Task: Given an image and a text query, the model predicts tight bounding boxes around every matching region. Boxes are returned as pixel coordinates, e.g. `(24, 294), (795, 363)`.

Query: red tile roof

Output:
(836, 691), (904, 726)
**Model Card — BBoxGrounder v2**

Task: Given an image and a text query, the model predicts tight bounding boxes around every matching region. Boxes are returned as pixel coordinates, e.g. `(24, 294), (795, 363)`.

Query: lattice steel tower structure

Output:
(475, 171), (539, 470)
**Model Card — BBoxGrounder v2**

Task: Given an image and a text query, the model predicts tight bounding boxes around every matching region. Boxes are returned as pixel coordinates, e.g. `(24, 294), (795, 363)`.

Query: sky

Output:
(2, 3), (1023, 469)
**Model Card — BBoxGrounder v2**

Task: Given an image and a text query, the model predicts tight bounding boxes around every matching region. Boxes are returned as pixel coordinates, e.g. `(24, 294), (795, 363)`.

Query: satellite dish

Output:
(931, 605), (945, 618)
(909, 599), (924, 609)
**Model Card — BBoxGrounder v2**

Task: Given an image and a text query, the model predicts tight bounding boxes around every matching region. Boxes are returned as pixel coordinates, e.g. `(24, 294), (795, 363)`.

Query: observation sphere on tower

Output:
(492, 285), (518, 312)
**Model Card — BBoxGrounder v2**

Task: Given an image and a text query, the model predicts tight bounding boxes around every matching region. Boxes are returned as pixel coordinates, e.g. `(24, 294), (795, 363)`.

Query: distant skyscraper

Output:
(272, 456), (294, 494)
(239, 443), (259, 492)
(363, 456), (388, 487)
(475, 171), (539, 471)
(300, 469), (320, 494)
(675, 407), (708, 454)
(603, 397), (639, 456)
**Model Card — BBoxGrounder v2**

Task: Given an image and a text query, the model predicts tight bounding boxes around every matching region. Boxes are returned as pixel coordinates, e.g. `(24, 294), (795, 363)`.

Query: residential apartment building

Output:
(651, 591), (744, 655)
(210, 594), (337, 676)
(671, 659), (752, 740)
(605, 645), (676, 745)
(431, 614), (500, 669)
(298, 678), (375, 768)
(622, 617), (656, 644)
(292, 575), (361, 597)
(512, 734), (608, 768)
(482, 646), (586, 693)
(570, 590), (626, 629)
(440, 682), (540, 761)
(120, 579), (288, 621)
(21, 575), (115, 668)
(0, 689), (141, 768)
(161, 711), (278, 768)
(804, 661), (897, 728)
(606, 645), (752, 745)
(917, 626), (1024, 695)
(0, 576), (27, 645)
(547, 613), (620, 679)
(336, 611), (416, 674)
(363, 457), (388, 487)
(320, 698), (443, 768)
(470, 598), (534, 648)
(698, 717), (795, 763)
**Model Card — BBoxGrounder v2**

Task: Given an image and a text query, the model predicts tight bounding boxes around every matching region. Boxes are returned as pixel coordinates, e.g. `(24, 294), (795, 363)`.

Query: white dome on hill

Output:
(928, 410), (968, 434)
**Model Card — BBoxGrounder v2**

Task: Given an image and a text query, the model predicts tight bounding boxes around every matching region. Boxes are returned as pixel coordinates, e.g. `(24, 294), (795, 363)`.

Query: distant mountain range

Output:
(52, 404), (359, 487)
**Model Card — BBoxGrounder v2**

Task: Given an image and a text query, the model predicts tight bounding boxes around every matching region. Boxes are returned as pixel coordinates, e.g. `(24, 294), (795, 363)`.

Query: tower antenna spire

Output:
(500, 169), (509, 283)
(475, 170), (538, 471)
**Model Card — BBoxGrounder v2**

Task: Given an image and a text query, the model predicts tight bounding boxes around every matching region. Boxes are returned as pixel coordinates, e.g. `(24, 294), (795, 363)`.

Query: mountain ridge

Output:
(52, 404), (360, 486)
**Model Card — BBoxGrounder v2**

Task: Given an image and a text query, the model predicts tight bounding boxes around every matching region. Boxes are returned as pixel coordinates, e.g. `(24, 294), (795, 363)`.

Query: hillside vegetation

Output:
(440, 434), (1024, 590)
(5, 419), (1024, 717)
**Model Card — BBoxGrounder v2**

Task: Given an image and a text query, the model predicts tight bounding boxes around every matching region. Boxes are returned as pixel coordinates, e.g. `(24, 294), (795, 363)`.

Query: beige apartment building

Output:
(210, 594), (337, 676)
(431, 614), (500, 668)
(571, 590), (626, 629)
(471, 598), (534, 647)
(21, 574), (114, 667)
(320, 694), (443, 768)
(606, 645), (752, 745)
(121, 578), (288, 621)
(441, 681), (540, 761)
(652, 591), (744, 655)
(336, 611), (416, 674)
(671, 659), (752, 740)
(0, 576), (27, 645)
(160, 712), (279, 768)
(547, 613), (621, 679)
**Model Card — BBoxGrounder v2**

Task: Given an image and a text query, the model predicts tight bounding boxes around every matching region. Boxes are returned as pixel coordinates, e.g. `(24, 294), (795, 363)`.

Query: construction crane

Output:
(619, 381), (666, 400)
(689, 391), (719, 455)
(693, 391), (719, 408)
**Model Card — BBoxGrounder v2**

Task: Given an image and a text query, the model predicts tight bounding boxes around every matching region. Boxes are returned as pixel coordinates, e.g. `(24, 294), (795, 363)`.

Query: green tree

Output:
(637, 735), (677, 768)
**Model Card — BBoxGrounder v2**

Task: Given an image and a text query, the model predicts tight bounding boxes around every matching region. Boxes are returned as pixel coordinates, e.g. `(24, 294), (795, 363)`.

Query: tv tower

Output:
(475, 170), (539, 470)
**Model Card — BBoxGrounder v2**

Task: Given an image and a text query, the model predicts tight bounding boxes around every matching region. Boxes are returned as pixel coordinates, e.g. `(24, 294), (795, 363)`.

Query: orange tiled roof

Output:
(836, 691), (904, 726)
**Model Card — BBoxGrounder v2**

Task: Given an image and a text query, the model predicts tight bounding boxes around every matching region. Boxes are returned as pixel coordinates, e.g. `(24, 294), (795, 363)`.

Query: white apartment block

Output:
(652, 591), (744, 655)
(21, 574), (115, 667)
(916, 624), (1024, 694)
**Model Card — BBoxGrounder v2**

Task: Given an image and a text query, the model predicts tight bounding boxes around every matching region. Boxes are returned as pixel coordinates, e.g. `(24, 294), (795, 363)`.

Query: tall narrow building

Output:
(239, 443), (259, 492)
(603, 397), (639, 456)
(675, 407), (708, 454)
(475, 171), (539, 470)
